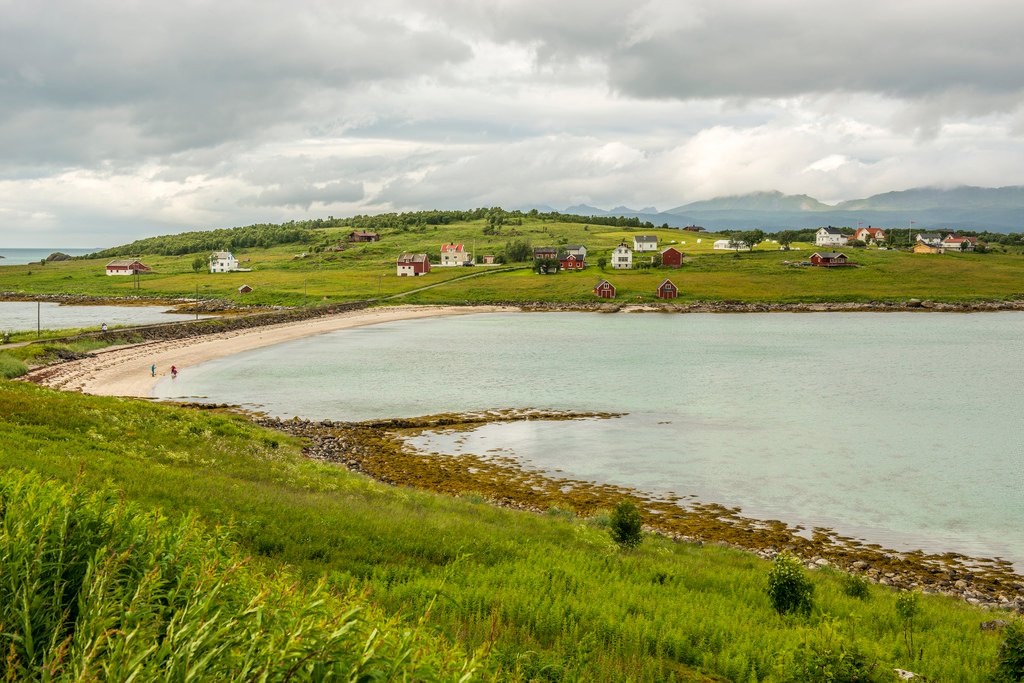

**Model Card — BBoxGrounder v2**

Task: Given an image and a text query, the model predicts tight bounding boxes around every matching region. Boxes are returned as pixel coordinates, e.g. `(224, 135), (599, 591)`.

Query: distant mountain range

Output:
(544, 186), (1024, 232)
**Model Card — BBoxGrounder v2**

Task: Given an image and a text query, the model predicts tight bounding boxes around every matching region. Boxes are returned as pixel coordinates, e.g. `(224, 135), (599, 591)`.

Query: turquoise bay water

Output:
(155, 312), (1024, 564)
(0, 301), (205, 332)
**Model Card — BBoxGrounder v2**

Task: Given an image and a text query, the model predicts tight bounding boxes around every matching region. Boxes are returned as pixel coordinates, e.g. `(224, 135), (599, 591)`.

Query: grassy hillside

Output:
(0, 379), (1015, 681)
(2, 218), (1023, 307)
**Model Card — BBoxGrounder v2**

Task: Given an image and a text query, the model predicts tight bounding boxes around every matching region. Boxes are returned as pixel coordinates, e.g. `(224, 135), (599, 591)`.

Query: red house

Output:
(560, 253), (586, 270)
(593, 279), (616, 298)
(656, 279), (678, 299)
(810, 252), (852, 267)
(396, 253), (431, 276)
(661, 247), (684, 268)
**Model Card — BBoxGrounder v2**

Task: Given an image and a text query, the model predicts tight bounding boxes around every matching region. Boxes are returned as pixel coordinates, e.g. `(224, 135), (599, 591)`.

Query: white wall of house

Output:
(439, 249), (469, 266)
(633, 238), (658, 252)
(209, 253), (239, 273)
(611, 245), (633, 269)
(815, 229), (848, 247)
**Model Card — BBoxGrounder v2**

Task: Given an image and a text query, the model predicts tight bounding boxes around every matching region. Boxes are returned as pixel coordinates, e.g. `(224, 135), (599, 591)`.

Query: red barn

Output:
(560, 253), (586, 270)
(656, 278), (678, 299)
(396, 253), (431, 276)
(660, 247), (684, 268)
(593, 279), (616, 298)
(810, 252), (852, 267)
(105, 259), (151, 276)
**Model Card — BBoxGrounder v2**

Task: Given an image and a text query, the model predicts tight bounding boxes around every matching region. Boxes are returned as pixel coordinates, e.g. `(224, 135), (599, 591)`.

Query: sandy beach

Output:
(28, 305), (511, 397)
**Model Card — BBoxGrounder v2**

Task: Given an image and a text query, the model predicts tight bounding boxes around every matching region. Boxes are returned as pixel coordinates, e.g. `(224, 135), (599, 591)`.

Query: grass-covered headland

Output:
(2, 379), (1021, 681)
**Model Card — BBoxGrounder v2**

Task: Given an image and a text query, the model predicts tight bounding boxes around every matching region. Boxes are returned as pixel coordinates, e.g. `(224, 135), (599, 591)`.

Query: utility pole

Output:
(195, 282), (199, 321)
(909, 220), (915, 247)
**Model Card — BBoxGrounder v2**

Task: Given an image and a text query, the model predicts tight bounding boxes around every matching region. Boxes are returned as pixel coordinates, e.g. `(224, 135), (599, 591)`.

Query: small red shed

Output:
(809, 252), (852, 267)
(593, 279), (616, 299)
(237, 284), (253, 294)
(661, 247), (684, 268)
(560, 253), (585, 270)
(656, 278), (678, 299)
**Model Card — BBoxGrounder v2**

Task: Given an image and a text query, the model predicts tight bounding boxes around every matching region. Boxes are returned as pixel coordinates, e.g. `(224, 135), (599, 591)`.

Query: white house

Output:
(209, 251), (241, 273)
(439, 243), (470, 266)
(633, 235), (658, 252)
(713, 239), (750, 251)
(611, 243), (633, 269)
(916, 233), (943, 247)
(564, 244), (588, 259)
(941, 234), (977, 252)
(853, 227), (887, 244)
(815, 227), (848, 247)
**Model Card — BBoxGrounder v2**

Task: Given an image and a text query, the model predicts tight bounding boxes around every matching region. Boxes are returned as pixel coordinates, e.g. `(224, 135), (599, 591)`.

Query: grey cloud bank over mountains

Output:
(2, 0), (1024, 246)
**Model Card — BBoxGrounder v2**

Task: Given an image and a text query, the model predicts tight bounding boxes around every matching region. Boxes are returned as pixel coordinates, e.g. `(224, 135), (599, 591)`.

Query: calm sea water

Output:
(0, 301), (205, 332)
(155, 312), (1024, 564)
(0, 248), (97, 265)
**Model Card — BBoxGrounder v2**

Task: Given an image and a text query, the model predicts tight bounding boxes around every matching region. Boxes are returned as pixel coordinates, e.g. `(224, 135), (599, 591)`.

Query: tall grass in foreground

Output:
(0, 380), (1014, 681)
(0, 468), (486, 681)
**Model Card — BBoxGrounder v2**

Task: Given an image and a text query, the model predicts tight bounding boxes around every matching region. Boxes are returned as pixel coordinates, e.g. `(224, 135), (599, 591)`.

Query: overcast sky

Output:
(3, 0), (1024, 247)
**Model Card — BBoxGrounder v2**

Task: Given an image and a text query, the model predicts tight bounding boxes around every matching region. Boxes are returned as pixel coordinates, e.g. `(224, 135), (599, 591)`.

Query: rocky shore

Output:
(515, 299), (1024, 313)
(248, 410), (1024, 615)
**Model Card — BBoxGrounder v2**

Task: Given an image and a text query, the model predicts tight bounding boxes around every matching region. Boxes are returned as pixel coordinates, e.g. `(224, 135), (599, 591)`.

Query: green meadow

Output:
(2, 219), (1023, 307)
(0, 379), (1018, 681)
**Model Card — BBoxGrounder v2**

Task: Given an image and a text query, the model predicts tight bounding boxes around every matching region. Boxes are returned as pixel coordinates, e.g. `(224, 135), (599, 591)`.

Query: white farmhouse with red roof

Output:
(105, 259), (152, 276)
(439, 243), (471, 266)
(853, 227), (887, 244)
(941, 234), (977, 252)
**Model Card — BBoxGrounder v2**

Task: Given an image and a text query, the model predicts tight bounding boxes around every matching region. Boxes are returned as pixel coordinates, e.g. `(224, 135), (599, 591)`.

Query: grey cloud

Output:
(245, 180), (365, 210)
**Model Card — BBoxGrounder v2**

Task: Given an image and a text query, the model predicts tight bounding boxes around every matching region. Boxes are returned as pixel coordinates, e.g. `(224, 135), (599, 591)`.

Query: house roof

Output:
(349, 230), (378, 237)
(211, 251), (234, 259)
(634, 235), (658, 243)
(657, 278), (676, 289)
(593, 279), (614, 289)
(560, 253), (582, 261)
(564, 244), (586, 251)
(813, 252), (846, 259)
(943, 235), (977, 243)
(661, 247), (682, 255)
(613, 243), (632, 251)
(106, 259), (147, 268)
(441, 243), (464, 252)
(397, 253), (429, 263)
(534, 246), (557, 252)
(818, 227), (844, 235)
(917, 233), (942, 240)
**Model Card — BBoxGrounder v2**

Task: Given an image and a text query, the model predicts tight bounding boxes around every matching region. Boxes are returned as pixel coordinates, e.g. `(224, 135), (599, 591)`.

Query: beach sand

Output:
(28, 305), (511, 397)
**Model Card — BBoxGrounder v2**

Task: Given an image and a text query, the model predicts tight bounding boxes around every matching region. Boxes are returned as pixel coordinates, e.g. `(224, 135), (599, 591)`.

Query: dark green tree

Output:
(609, 501), (643, 549)
(766, 553), (814, 616)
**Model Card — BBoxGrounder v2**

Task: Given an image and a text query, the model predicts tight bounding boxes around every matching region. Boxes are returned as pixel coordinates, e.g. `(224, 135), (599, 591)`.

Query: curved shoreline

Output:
(25, 305), (513, 396)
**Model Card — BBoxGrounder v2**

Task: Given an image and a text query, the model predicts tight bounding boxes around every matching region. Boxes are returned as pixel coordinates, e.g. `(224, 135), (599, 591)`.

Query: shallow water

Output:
(0, 247), (97, 265)
(0, 301), (205, 332)
(155, 311), (1024, 565)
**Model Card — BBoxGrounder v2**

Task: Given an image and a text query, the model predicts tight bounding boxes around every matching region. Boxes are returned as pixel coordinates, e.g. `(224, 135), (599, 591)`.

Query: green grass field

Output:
(3, 220), (1023, 308)
(1, 379), (1017, 681)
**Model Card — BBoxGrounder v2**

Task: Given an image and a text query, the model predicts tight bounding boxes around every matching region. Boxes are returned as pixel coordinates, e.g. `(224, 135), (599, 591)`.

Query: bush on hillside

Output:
(777, 619), (882, 682)
(0, 353), (27, 379)
(767, 553), (815, 616)
(609, 500), (643, 549)
(995, 620), (1024, 682)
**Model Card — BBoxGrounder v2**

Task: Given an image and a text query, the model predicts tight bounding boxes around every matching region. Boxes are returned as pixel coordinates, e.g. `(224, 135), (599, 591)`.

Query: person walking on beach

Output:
(151, 363), (156, 377)
(101, 322), (108, 333)
(170, 365), (178, 379)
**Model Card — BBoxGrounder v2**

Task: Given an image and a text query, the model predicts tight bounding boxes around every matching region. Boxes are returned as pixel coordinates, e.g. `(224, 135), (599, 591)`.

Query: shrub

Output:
(778, 619), (881, 682)
(994, 619), (1024, 682)
(0, 352), (28, 379)
(842, 572), (871, 600)
(767, 553), (814, 616)
(609, 501), (643, 549)
(895, 590), (921, 660)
